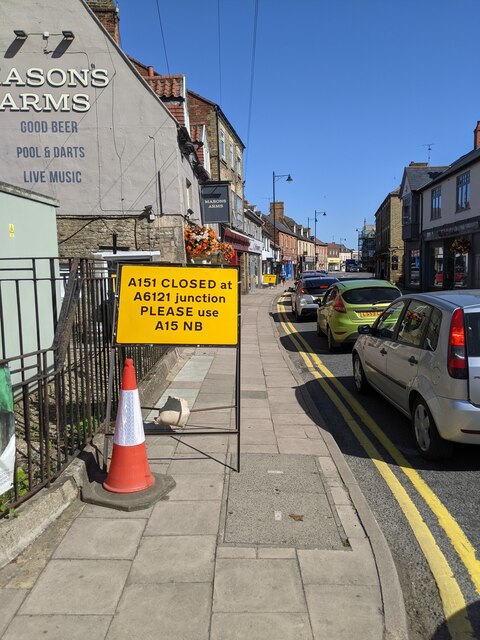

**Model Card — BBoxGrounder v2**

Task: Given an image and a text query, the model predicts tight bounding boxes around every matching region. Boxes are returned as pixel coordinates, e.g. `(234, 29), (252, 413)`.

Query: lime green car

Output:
(316, 279), (401, 351)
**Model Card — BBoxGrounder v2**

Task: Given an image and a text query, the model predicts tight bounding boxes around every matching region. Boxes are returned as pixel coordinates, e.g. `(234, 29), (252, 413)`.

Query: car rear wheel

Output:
(295, 306), (303, 322)
(353, 352), (369, 393)
(412, 397), (454, 460)
(327, 326), (338, 352)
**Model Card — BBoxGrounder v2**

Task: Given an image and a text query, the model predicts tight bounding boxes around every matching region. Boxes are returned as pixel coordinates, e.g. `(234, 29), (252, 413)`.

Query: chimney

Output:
(87, 0), (120, 44)
(409, 162), (428, 167)
(148, 66), (155, 78)
(270, 201), (285, 220)
(474, 121), (480, 150)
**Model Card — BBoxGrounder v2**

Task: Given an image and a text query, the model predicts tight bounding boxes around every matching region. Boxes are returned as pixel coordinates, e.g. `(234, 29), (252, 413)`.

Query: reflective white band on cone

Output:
(114, 389), (145, 446)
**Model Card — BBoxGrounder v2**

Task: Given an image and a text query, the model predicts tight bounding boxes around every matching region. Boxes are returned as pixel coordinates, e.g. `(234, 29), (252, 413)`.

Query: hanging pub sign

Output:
(200, 182), (231, 223)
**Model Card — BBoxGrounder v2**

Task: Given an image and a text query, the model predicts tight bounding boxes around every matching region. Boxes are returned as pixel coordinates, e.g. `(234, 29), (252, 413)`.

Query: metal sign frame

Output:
(103, 262), (241, 473)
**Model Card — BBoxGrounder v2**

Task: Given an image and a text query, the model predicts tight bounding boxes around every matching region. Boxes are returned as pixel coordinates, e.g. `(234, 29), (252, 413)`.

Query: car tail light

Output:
(448, 308), (468, 379)
(299, 286), (307, 294)
(333, 295), (347, 313)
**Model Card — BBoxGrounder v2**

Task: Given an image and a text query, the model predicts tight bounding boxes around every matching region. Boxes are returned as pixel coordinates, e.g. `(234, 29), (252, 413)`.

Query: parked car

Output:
(291, 277), (339, 321)
(316, 279), (401, 351)
(352, 290), (480, 459)
(290, 270), (329, 291)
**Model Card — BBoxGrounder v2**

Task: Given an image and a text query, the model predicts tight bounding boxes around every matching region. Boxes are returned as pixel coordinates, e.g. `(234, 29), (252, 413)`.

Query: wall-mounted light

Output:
(140, 205), (155, 223)
(13, 29), (28, 40)
(62, 30), (75, 40)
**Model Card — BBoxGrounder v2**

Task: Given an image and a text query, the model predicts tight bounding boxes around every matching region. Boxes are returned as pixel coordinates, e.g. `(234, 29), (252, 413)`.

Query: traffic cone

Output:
(103, 358), (155, 493)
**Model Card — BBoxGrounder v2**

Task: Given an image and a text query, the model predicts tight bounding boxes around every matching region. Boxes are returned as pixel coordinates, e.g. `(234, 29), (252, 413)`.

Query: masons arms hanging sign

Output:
(200, 182), (231, 224)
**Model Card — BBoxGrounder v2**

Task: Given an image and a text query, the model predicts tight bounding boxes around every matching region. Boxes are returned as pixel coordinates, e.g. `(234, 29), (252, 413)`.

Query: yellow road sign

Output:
(116, 264), (239, 345)
(263, 274), (277, 284)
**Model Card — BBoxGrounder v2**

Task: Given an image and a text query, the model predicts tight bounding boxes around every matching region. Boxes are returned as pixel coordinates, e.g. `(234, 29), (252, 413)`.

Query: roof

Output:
(418, 147), (480, 191)
(403, 165), (447, 192)
(145, 75), (185, 100)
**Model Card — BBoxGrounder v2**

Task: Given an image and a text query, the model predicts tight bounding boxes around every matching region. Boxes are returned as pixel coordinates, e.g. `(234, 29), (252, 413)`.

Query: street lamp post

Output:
(272, 171), (292, 275)
(356, 228), (362, 270)
(314, 210), (326, 269)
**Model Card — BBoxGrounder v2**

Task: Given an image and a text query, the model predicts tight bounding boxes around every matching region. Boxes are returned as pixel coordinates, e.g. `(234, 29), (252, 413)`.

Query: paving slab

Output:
(0, 588), (28, 636)
(19, 559), (130, 615)
(2, 614), (112, 640)
(167, 474), (224, 501)
(106, 583), (212, 640)
(53, 518), (146, 560)
(305, 584), (383, 640)
(211, 612), (313, 640)
(128, 535), (216, 583)
(144, 500), (222, 536)
(213, 558), (306, 613)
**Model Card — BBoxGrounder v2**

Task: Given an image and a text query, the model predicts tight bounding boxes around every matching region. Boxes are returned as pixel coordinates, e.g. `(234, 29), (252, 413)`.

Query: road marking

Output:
(277, 302), (474, 639)
(274, 511), (282, 521)
(268, 470), (284, 474)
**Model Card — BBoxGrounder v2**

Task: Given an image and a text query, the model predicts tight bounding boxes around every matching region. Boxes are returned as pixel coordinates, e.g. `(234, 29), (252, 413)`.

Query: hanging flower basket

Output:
(449, 237), (471, 255)
(184, 224), (219, 261)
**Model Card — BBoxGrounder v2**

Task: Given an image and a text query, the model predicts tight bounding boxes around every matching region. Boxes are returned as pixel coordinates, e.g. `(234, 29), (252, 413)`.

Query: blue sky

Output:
(118, 0), (480, 248)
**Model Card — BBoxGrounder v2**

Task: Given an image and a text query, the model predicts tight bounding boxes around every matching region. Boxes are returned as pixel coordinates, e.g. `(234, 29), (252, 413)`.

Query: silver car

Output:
(291, 276), (339, 321)
(352, 291), (480, 459)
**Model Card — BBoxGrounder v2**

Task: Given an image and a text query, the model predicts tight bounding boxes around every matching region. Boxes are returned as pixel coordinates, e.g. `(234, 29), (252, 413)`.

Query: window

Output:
(424, 308), (442, 352)
(397, 301), (432, 348)
(229, 142), (234, 168)
(431, 186), (441, 220)
(456, 171), (470, 211)
(220, 130), (226, 161)
(375, 300), (406, 339)
(236, 153), (242, 177)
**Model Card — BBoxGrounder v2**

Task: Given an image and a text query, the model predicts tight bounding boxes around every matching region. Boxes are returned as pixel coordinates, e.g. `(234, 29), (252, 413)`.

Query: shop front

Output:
(423, 219), (480, 290)
(247, 238), (263, 291)
(223, 227), (251, 294)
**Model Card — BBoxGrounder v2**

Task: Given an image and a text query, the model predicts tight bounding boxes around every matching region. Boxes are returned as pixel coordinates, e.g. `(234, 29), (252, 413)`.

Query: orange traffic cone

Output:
(103, 358), (155, 493)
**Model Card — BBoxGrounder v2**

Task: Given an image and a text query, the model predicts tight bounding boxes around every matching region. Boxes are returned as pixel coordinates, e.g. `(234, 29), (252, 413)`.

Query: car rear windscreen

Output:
(303, 278), (338, 291)
(465, 313), (480, 357)
(342, 287), (401, 304)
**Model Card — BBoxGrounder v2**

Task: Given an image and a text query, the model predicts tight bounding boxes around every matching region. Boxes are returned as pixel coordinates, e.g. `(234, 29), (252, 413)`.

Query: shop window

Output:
(432, 245), (443, 288)
(408, 249), (420, 285)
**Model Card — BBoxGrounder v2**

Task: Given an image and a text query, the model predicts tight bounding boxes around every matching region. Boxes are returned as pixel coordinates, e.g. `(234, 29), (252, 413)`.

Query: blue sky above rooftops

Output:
(118, 0), (480, 248)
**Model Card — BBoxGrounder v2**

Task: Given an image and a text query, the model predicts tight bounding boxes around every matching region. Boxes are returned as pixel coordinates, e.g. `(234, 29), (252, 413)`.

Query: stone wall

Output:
(57, 215), (187, 262)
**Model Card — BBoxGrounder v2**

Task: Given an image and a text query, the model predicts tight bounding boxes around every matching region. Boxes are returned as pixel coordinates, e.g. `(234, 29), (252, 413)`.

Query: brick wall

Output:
(87, 0), (120, 44)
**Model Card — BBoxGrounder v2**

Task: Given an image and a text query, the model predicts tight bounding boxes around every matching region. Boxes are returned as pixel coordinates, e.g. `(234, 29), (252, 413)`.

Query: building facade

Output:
(374, 188), (403, 284)
(419, 125), (480, 290)
(0, 0), (203, 261)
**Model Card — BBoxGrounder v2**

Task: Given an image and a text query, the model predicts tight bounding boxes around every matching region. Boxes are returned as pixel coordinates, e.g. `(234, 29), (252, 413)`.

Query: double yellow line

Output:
(277, 298), (479, 639)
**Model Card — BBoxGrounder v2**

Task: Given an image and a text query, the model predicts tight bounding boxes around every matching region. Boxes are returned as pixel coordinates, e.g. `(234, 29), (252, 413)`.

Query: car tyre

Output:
(316, 320), (322, 336)
(353, 352), (369, 393)
(412, 397), (454, 460)
(327, 326), (338, 352)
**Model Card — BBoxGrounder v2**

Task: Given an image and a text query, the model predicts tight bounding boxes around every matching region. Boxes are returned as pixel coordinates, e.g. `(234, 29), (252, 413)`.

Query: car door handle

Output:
(380, 348), (387, 356)
(408, 356), (418, 365)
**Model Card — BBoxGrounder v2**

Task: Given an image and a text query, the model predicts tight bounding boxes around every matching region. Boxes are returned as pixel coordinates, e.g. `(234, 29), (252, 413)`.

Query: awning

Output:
(223, 228), (250, 252)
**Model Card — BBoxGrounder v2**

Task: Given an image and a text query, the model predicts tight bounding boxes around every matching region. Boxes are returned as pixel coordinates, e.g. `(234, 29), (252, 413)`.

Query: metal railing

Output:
(0, 257), (170, 512)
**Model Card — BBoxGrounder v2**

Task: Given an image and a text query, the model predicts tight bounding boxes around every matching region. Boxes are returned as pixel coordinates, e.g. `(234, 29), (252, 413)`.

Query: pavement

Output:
(0, 282), (408, 640)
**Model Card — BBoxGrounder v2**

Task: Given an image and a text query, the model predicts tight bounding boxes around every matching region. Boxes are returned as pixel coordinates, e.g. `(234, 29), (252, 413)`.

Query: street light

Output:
(314, 210), (326, 269)
(356, 228), (362, 270)
(272, 171), (292, 274)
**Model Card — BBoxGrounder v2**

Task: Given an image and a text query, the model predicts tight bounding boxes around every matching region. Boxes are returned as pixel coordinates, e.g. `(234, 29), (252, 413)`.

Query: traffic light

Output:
(391, 255), (399, 270)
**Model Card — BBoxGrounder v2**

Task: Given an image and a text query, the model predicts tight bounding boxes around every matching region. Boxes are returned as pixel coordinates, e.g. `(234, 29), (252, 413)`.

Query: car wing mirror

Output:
(358, 324), (371, 335)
